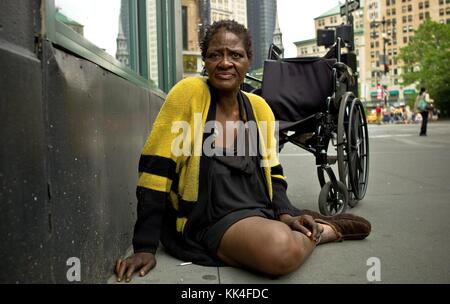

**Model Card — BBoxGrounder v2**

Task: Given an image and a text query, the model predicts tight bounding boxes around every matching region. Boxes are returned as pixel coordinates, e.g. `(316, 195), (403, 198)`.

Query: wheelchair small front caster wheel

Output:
(318, 181), (348, 216)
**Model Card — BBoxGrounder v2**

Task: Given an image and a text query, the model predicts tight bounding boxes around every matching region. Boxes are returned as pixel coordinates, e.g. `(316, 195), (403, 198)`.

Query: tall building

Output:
(364, 0), (448, 105)
(147, 0), (159, 84)
(293, 1), (367, 99)
(181, 0), (203, 77)
(116, 18), (130, 67)
(180, 0), (249, 77)
(272, 13), (284, 57)
(247, 0), (278, 70)
(116, 0), (130, 67)
(210, 0), (247, 25)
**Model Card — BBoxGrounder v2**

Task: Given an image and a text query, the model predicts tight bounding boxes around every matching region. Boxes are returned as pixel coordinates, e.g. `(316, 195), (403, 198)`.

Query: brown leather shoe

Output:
(302, 209), (371, 241)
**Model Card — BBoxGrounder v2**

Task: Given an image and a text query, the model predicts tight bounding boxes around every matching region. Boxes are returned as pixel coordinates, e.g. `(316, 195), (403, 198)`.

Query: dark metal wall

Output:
(0, 1), (164, 283)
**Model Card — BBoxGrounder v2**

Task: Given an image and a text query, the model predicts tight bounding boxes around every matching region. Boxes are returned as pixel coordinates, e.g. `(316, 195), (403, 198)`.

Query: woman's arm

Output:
(270, 164), (302, 218)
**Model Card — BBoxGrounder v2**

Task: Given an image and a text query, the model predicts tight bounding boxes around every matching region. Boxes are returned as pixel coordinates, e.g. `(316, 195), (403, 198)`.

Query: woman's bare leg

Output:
(217, 217), (317, 276)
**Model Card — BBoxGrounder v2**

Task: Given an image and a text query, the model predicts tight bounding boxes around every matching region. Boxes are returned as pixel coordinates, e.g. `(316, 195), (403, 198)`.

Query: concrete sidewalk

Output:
(108, 236), (373, 284)
(108, 121), (450, 284)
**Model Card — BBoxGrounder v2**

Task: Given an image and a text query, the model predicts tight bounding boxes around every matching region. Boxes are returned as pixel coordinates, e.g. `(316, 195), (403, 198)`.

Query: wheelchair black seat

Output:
(261, 57), (336, 131)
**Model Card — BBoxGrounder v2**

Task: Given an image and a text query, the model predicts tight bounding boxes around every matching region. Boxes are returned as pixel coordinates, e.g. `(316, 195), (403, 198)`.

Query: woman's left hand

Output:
(279, 214), (323, 243)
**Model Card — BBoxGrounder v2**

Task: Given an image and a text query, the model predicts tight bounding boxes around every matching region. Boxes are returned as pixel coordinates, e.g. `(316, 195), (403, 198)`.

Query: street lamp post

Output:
(370, 16), (395, 76)
(370, 16), (396, 106)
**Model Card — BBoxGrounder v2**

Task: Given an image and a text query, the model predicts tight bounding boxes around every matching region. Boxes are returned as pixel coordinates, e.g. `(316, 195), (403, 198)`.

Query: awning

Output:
(403, 89), (416, 94)
(389, 90), (399, 96)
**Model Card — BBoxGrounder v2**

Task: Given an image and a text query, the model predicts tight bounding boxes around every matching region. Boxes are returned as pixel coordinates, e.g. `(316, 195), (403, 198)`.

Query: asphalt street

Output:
(281, 119), (450, 283)
(109, 120), (450, 284)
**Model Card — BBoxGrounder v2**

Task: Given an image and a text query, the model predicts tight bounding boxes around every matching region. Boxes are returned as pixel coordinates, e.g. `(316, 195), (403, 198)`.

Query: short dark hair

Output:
(200, 20), (253, 60)
(420, 87), (426, 93)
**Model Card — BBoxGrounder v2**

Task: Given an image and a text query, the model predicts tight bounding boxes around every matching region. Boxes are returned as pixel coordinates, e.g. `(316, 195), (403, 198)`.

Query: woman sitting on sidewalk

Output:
(115, 20), (371, 282)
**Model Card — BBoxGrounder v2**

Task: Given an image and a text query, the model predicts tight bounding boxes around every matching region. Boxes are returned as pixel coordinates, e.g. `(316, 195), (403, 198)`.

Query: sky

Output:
(277, 0), (343, 57)
(56, 0), (120, 56)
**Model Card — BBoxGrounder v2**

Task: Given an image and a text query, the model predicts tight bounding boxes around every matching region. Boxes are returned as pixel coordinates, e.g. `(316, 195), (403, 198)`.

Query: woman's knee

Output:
(261, 230), (305, 275)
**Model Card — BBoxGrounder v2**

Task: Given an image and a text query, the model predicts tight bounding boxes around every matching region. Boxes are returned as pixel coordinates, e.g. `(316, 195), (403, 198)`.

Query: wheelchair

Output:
(243, 39), (369, 216)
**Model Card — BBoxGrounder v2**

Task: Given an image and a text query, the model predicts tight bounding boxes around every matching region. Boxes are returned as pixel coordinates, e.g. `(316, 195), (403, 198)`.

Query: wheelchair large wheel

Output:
(318, 181), (348, 216)
(347, 98), (370, 200)
(337, 94), (369, 203)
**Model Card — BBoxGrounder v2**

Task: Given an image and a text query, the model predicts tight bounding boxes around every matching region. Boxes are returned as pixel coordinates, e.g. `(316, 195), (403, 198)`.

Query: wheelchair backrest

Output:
(261, 57), (336, 123)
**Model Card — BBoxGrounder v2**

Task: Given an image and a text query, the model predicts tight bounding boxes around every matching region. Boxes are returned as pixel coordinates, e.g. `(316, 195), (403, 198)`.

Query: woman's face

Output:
(204, 29), (250, 93)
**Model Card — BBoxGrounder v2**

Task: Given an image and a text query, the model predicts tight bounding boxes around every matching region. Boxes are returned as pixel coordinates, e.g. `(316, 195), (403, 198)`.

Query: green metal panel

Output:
(138, 0), (149, 80)
(128, 0), (139, 73)
(156, 0), (178, 93)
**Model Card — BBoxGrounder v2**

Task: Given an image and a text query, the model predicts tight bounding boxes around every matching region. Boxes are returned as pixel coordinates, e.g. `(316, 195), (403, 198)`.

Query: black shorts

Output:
(201, 208), (276, 258)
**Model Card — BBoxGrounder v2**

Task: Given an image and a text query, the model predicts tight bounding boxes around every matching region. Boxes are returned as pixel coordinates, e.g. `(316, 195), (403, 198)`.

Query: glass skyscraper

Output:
(246, 0), (277, 71)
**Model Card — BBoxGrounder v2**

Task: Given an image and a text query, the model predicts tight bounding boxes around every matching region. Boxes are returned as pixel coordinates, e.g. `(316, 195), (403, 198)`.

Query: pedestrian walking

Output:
(414, 87), (433, 136)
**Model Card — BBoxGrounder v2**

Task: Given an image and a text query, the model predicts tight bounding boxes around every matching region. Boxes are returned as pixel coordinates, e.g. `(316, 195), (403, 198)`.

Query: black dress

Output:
(161, 89), (277, 265)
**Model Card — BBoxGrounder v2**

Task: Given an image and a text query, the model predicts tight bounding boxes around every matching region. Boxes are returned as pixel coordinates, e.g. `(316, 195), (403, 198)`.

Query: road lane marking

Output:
(370, 134), (414, 138)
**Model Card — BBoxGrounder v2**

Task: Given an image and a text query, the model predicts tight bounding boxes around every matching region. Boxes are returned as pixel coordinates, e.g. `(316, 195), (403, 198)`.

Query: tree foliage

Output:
(397, 20), (450, 115)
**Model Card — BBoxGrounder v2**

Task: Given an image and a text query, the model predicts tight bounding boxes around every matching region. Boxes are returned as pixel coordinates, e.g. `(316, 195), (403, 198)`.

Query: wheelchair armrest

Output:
(333, 62), (352, 75)
(333, 62), (355, 88)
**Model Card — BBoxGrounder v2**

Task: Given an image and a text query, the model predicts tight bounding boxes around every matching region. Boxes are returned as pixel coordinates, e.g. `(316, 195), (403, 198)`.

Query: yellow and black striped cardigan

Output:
(133, 77), (298, 254)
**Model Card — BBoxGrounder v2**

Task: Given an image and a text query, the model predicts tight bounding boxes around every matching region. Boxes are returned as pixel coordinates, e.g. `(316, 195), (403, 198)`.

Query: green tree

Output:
(397, 20), (450, 115)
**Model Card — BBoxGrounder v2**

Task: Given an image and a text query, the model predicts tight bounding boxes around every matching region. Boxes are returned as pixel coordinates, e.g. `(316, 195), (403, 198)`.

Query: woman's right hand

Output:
(115, 252), (156, 283)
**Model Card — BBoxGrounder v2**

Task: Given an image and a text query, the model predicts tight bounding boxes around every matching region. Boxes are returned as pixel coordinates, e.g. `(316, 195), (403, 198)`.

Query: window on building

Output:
(392, 8), (396, 15)
(408, 15), (412, 22)
(447, 7), (450, 14)
(403, 36), (408, 43)
(425, 11), (430, 19)
(183, 55), (197, 73)
(419, 12), (424, 20)
(425, 1), (429, 8)
(408, 4), (412, 11)
(439, 0), (444, 4)
(419, 2), (423, 9)
(402, 16), (407, 23)
(440, 8), (445, 16)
